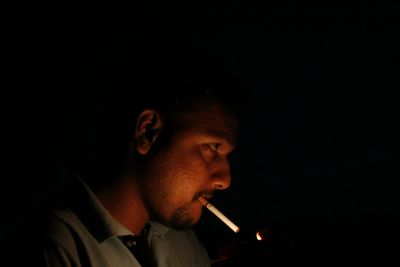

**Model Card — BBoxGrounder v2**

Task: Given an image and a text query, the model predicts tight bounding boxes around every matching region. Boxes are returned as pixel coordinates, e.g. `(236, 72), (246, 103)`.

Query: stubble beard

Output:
(166, 191), (214, 230)
(168, 204), (198, 230)
(146, 195), (199, 230)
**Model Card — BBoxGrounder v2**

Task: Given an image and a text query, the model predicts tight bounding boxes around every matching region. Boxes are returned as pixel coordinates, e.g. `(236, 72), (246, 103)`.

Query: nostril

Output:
(214, 175), (231, 190)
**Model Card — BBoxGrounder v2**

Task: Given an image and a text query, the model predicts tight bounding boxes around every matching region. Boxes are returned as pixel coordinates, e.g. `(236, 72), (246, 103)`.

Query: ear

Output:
(134, 109), (163, 155)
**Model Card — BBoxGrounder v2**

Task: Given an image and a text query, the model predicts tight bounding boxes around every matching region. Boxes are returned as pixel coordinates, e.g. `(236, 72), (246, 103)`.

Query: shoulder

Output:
(0, 202), (87, 267)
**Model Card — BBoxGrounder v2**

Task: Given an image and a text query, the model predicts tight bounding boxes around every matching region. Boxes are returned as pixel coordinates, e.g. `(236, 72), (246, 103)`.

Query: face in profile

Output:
(141, 101), (237, 230)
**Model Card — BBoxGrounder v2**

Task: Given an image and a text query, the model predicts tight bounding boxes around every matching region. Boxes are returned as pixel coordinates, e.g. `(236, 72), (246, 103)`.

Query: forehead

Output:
(175, 102), (238, 145)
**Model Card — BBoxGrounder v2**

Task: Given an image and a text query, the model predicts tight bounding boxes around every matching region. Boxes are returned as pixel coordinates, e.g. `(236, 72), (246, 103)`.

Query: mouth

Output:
(202, 194), (213, 201)
(194, 190), (214, 202)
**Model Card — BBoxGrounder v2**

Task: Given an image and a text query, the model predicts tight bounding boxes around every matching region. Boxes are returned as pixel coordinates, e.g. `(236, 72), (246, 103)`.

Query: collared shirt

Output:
(144, 221), (211, 267)
(0, 173), (211, 267)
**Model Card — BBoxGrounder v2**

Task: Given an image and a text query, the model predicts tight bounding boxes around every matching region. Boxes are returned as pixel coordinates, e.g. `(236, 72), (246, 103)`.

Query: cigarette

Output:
(198, 197), (240, 233)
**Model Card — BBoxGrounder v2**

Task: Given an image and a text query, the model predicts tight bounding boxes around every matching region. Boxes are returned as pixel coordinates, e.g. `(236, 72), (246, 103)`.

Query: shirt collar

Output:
(57, 171), (134, 243)
(148, 221), (171, 239)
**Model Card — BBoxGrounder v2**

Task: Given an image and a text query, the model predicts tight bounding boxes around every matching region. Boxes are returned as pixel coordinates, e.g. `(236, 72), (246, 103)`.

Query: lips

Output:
(195, 190), (214, 202)
(202, 193), (213, 201)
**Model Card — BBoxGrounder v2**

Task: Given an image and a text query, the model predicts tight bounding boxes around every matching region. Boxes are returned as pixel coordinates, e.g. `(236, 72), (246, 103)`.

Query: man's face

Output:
(141, 102), (237, 230)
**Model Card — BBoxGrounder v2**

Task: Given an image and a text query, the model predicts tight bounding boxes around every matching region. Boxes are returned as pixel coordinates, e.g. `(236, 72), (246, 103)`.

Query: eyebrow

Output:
(206, 129), (237, 148)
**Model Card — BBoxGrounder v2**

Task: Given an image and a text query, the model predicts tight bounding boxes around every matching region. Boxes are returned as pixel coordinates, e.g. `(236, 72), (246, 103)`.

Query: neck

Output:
(94, 175), (149, 235)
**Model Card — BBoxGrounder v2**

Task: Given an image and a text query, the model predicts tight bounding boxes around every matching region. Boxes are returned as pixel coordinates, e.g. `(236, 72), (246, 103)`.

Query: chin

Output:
(167, 204), (202, 230)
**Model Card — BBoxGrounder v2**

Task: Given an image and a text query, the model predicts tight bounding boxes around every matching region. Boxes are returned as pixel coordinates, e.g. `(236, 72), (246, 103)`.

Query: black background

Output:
(3, 1), (400, 265)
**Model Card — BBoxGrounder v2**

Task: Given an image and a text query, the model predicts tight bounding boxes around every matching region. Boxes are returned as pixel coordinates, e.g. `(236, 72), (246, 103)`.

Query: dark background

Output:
(3, 1), (400, 266)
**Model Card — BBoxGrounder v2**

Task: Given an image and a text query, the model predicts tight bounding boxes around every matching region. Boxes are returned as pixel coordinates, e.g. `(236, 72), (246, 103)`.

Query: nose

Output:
(211, 157), (232, 190)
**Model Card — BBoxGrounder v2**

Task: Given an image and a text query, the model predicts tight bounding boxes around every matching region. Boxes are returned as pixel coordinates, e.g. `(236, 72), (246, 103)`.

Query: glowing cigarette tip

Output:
(198, 197), (240, 233)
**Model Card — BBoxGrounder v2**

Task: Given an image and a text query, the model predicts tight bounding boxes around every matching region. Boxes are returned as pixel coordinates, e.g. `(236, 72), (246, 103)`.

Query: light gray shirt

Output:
(1, 173), (211, 267)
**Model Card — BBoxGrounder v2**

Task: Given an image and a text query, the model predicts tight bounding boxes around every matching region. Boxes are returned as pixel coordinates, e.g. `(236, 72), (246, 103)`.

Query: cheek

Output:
(164, 151), (210, 196)
(145, 147), (211, 204)
(168, 162), (203, 196)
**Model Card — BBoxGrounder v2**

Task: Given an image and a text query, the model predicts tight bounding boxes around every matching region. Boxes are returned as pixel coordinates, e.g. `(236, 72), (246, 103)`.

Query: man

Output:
(1, 78), (239, 267)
